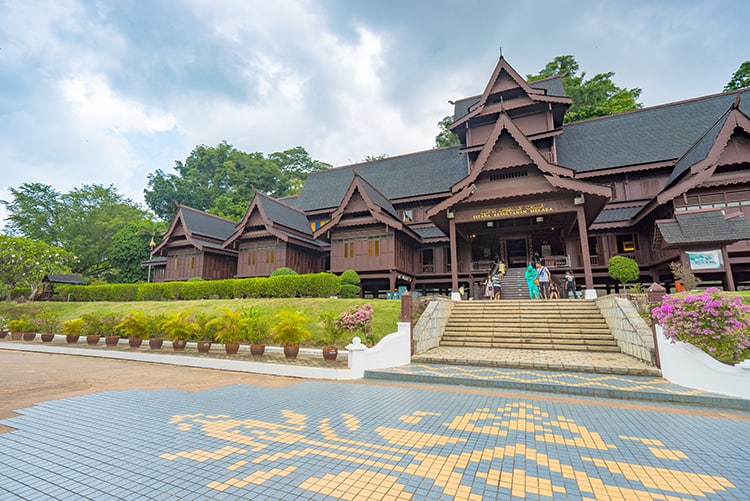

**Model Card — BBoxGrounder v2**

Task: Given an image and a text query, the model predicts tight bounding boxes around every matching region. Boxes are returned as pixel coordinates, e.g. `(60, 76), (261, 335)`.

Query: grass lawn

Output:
(0, 298), (403, 345)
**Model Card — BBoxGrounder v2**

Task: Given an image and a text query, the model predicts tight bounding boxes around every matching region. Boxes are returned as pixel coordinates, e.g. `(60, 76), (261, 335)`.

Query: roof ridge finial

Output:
(499, 46), (503, 58)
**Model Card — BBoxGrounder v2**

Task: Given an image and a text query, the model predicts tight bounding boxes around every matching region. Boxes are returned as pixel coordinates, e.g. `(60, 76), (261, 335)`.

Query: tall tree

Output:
(527, 55), (642, 122)
(0, 235), (76, 300)
(269, 146), (331, 195)
(145, 142), (330, 220)
(434, 115), (461, 148)
(2, 183), (148, 281)
(108, 219), (168, 283)
(724, 61), (750, 92)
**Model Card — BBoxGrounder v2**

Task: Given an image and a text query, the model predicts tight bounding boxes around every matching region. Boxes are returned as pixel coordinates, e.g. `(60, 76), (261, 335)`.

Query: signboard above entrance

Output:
(472, 203), (554, 221)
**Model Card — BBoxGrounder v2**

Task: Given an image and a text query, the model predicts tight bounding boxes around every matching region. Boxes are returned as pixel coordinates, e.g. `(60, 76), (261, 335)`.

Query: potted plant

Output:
(34, 309), (61, 342)
(148, 313), (166, 349)
(81, 314), (103, 345)
(194, 312), (216, 353)
(7, 316), (37, 341)
(243, 308), (269, 357)
(159, 310), (199, 351)
(101, 314), (122, 347)
(60, 318), (85, 344)
(207, 308), (245, 354)
(270, 309), (311, 359)
(115, 310), (150, 348)
(317, 311), (344, 362)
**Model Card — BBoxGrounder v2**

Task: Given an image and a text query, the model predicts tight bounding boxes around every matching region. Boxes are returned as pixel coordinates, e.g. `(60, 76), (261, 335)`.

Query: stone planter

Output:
(128, 337), (143, 348)
(10, 331), (23, 341)
(86, 335), (101, 345)
(41, 333), (55, 343)
(149, 338), (164, 350)
(283, 344), (300, 359)
(224, 341), (240, 355)
(197, 341), (212, 353)
(0, 329), (8, 339)
(105, 335), (120, 347)
(172, 339), (187, 351)
(322, 347), (338, 362)
(22, 332), (37, 342)
(250, 344), (266, 357)
(66, 335), (80, 344)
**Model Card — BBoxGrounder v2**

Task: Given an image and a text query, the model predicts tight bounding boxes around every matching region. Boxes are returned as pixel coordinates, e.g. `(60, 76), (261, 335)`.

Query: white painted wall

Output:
(655, 324), (750, 400)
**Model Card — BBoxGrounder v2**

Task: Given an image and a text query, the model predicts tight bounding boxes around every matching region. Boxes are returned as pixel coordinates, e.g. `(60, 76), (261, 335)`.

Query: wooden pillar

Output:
(449, 218), (459, 292)
(576, 206), (594, 295)
(389, 270), (397, 293)
(722, 246), (736, 291)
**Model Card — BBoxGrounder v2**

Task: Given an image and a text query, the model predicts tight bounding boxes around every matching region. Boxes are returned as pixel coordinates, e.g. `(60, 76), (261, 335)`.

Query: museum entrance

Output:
(505, 238), (529, 268)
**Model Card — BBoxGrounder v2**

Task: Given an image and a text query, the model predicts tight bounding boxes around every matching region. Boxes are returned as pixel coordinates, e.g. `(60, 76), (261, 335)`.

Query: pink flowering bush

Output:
(652, 288), (750, 362)
(338, 303), (374, 345)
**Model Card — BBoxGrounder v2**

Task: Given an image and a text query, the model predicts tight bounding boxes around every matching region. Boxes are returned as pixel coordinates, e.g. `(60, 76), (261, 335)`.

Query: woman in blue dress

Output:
(525, 263), (540, 299)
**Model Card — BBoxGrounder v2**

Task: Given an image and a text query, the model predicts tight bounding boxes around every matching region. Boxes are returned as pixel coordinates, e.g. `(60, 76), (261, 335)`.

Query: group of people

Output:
(525, 261), (577, 299)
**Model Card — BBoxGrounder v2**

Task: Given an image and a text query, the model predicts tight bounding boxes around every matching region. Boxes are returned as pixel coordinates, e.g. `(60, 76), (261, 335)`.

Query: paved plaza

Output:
(1, 347), (749, 500)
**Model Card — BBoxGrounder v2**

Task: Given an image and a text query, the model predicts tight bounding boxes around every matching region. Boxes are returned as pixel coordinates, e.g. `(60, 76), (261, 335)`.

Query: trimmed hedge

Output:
(53, 272), (341, 302)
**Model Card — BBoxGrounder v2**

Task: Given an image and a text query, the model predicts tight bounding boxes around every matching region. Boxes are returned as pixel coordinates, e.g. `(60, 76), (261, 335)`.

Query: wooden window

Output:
(191, 257), (195, 269)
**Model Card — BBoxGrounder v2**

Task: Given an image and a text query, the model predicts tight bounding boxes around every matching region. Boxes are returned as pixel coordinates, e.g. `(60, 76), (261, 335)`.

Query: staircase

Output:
(441, 299), (619, 352)
(497, 267), (530, 300)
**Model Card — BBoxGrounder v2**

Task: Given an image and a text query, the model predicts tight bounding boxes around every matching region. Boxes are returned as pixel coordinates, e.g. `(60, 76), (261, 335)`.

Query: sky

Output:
(1, 0), (749, 228)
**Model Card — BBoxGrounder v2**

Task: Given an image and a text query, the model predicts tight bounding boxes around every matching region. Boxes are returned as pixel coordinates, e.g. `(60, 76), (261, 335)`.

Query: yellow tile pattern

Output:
(160, 403), (736, 499)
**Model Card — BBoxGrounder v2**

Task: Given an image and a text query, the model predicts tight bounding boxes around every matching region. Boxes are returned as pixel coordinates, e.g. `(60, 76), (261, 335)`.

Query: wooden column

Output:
(449, 218), (459, 292)
(576, 206), (594, 293)
(722, 246), (736, 291)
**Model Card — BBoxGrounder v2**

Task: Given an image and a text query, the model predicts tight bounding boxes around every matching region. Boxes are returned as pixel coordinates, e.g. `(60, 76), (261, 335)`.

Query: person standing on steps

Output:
(525, 262), (540, 299)
(536, 261), (551, 299)
(564, 270), (577, 299)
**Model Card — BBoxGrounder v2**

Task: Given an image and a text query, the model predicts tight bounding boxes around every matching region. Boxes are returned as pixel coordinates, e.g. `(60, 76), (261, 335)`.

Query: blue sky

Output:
(1, 0), (748, 226)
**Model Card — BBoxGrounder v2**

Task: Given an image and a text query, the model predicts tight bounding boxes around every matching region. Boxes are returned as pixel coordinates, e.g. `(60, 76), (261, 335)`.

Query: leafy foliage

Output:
(724, 61), (750, 92)
(338, 303), (374, 346)
(607, 255), (640, 286)
(669, 261), (702, 291)
(270, 309), (311, 346)
(0, 235), (76, 300)
(527, 55), (642, 123)
(434, 115), (461, 148)
(652, 288), (750, 362)
(339, 269), (361, 298)
(270, 267), (297, 276)
(145, 142), (330, 221)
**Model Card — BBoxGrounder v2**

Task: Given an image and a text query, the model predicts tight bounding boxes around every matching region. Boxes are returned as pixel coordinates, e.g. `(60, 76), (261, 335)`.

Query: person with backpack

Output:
(536, 261), (551, 299)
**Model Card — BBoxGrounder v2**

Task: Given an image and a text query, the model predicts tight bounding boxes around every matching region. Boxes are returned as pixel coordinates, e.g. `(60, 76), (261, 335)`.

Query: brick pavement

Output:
(1, 340), (750, 499)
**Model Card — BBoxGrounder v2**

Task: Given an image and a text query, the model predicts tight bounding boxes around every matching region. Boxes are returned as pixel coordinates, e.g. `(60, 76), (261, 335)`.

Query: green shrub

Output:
(270, 267), (297, 276)
(338, 284), (360, 299)
(340, 269), (360, 285)
(608, 255), (640, 287)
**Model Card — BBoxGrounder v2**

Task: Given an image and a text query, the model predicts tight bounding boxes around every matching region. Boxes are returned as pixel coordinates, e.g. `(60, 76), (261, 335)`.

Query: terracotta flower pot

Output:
(0, 329), (8, 339)
(128, 337), (143, 348)
(41, 333), (55, 343)
(149, 338), (164, 350)
(22, 332), (37, 342)
(10, 331), (23, 341)
(86, 335), (100, 345)
(283, 344), (300, 359)
(250, 344), (265, 357)
(66, 335), (80, 344)
(172, 339), (187, 351)
(197, 341), (212, 353)
(224, 341), (240, 354)
(322, 347), (338, 362)
(105, 335), (120, 347)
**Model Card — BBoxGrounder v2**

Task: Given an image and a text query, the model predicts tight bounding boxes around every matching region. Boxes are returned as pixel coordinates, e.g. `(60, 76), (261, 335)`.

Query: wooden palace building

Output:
(149, 56), (750, 298)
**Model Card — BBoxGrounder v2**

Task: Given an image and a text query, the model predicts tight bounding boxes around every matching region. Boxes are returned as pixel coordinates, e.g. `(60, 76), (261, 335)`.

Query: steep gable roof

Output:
(152, 204), (237, 255)
(656, 210), (750, 247)
(557, 90), (750, 173)
(288, 147), (467, 212)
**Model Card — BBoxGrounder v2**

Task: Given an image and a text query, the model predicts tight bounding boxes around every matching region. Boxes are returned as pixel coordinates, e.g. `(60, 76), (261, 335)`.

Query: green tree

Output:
(724, 61), (750, 92)
(1, 182), (63, 244)
(363, 154), (389, 162)
(607, 255), (640, 289)
(434, 115), (461, 148)
(107, 219), (168, 283)
(146, 142), (329, 221)
(269, 146), (331, 196)
(527, 55), (643, 122)
(0, 235), (76, 300)
(2, 183), (149, 281)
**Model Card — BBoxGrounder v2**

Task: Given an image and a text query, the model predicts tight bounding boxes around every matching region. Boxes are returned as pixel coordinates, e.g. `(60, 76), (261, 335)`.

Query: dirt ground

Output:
(0, 351), (300, 433)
